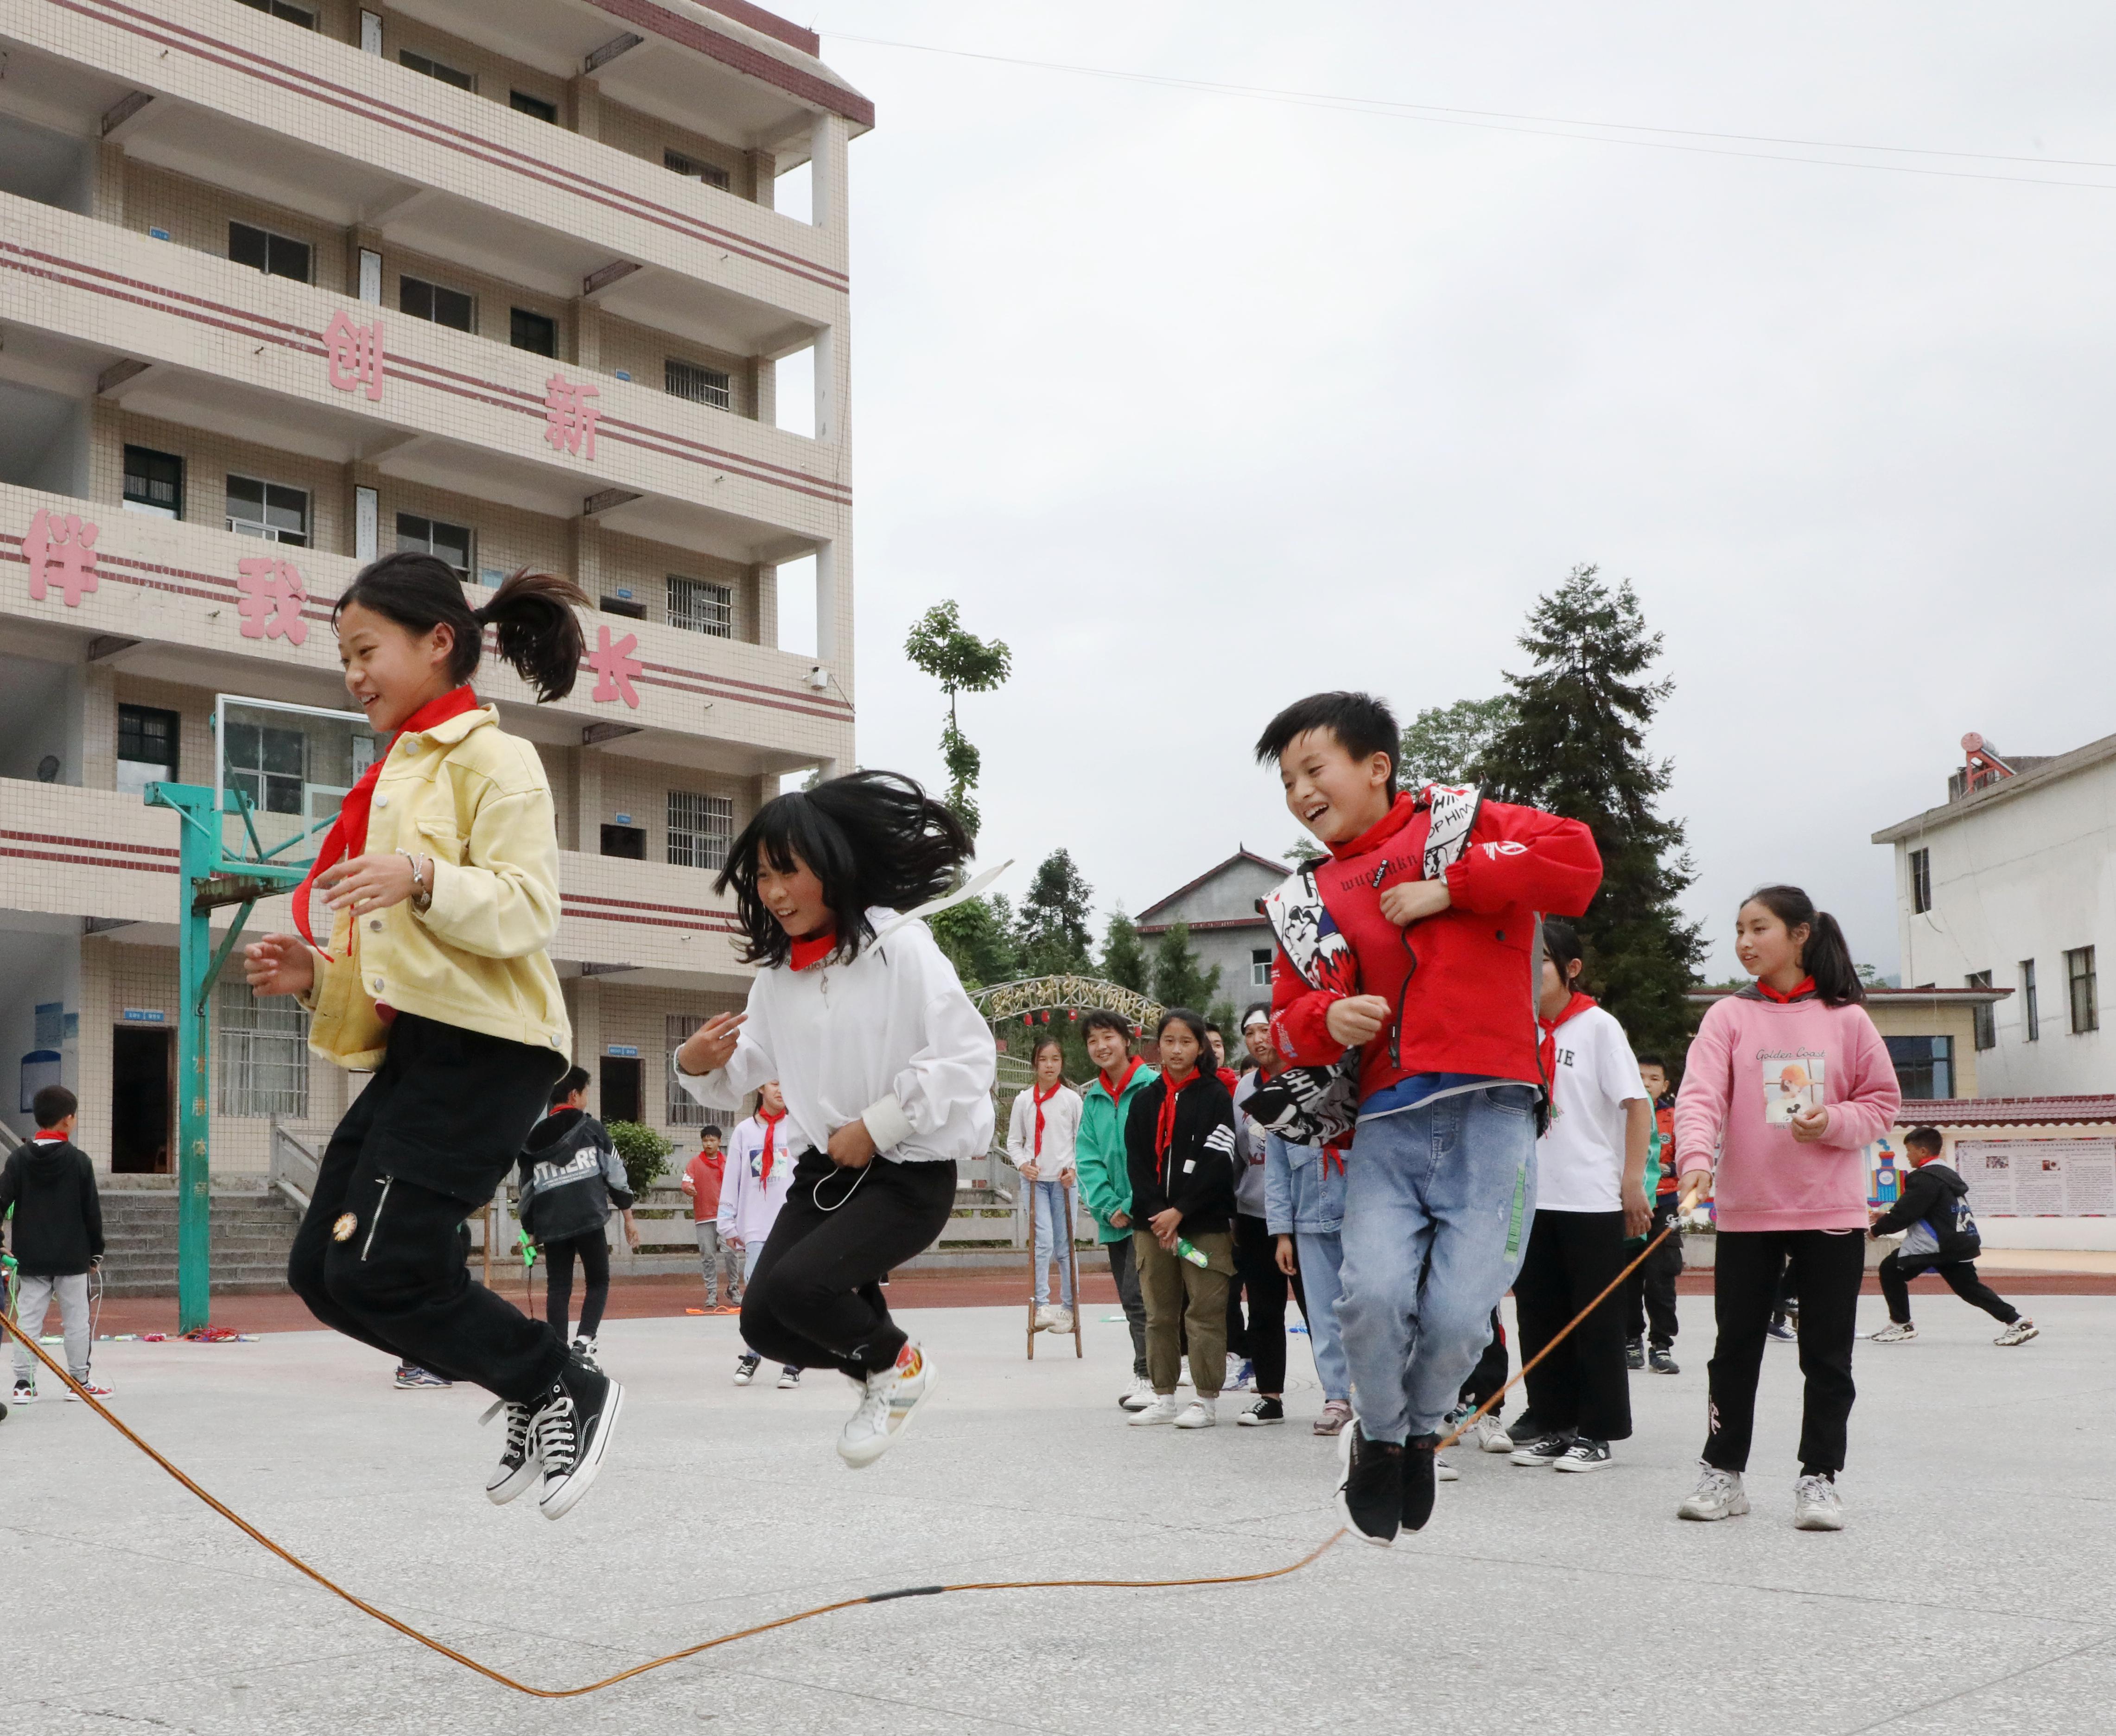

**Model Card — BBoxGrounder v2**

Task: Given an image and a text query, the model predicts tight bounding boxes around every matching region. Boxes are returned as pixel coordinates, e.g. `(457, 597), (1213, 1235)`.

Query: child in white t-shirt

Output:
(1506, 919), (1652, 1475)
(1008, 1034), (1083, 1333)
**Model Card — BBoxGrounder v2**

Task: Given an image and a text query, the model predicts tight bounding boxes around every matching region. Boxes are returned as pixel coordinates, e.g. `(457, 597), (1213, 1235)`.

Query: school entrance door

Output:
(111, 1024), (174, 1173)
(600, 1055), (642, 1124)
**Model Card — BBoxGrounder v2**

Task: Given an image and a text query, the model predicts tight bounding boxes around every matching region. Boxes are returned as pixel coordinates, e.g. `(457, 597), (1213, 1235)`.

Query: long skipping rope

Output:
(0, 1182), (1701, 1697)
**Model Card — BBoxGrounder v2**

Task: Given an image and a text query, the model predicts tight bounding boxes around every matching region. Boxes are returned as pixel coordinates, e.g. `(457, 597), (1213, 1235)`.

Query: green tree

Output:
(1400, 695), (1518, 788)
(1015, 848), (1094, 977)
(1150, 921), (1221, 1014)
(903, 600), (1012, 836)
(929, 892), (1019, 991)
(1475, 565), (1705, 1056)
(604, 1120), (674, 1196)
(1100, 910), (1151, 994)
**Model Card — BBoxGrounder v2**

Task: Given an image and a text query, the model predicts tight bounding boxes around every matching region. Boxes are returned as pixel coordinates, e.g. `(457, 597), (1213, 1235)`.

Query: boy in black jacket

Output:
(515, 1069), (638, 1370)
(1124, 1009), (1239, 1430)
(3, 1087), (108, 1402)
(1869, 1127), (2036, 1346)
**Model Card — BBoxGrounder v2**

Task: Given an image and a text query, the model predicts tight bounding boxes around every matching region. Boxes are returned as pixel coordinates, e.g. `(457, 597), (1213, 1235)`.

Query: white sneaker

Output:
(1869, 1321), (1917, 1343)
(1047, 1306), (1074, 1334)
(1793, 1473), (1844, 1531)
(1174, 1397), (1217, 1429)
(1435, 1451), (1459, 1482)
(1995, 1318), (2039, 1346)
(570, 1335), (600, 1371)
(837, 1345), (934, 1468)
(1128, 1394), (1180, 1426)
(1677, 1464), (1749, 1521)
(1468, 1414), (1514, 1455)
(1176, 1356), (1193, 1388)
(1032, 1304), (1057, 1332)
(1117, 1374), (1155, 1412)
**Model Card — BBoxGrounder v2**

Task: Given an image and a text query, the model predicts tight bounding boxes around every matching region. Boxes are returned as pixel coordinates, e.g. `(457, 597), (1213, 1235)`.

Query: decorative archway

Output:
(970, 974), (1162, 1032)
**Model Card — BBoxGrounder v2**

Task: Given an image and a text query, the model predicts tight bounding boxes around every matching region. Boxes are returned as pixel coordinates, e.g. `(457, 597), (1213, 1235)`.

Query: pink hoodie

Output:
(1673, 988), (1901, 1232)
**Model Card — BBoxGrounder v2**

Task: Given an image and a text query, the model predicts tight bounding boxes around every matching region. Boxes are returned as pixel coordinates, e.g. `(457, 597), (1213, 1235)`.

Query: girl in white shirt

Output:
(674, 772), (994, 1468)
(1007, 1034), (1083, 1332)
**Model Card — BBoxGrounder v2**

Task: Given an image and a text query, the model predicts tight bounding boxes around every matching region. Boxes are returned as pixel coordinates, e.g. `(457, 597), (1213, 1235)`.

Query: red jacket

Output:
(1271, 789), (1602, 1103)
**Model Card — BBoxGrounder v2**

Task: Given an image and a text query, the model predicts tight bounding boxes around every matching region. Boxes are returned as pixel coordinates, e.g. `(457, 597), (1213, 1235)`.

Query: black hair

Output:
(1155, 1007), (1211, 1055)
(1253, 691), (1400, 796)
(1080, 1008), (1133, 1046)
(1541, 917), (1585, 982)
(1741, 884), (1865, 1007)
(716, 770), (974, 969)
(1905, 1126), (1944, 1155)
(32, 1083), (76, 1128)
(1205, 1021), (1225, 1038)
(550, 1065), (590, 1108)
(1636, 1053), (1668, 1072)
(332, 552), (589, 702)
(1029, 1032), (1065, 1063)
(699, 1125), (726, 1142)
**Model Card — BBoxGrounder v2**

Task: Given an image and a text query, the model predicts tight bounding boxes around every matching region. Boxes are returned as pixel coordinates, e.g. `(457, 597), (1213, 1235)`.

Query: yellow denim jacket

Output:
(305, 705), (571, 1068)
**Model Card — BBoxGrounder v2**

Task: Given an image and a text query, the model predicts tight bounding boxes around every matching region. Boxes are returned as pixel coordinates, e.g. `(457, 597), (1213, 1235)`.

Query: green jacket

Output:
(1075, 1061), (1159, 1243)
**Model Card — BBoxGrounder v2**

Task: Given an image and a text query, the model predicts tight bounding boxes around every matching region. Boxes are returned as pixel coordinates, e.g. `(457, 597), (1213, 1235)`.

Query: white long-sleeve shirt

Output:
(1006, 1083), (1082, 1181)
(716, 1112), (801, 1245)
(676, 907), (996, 1166)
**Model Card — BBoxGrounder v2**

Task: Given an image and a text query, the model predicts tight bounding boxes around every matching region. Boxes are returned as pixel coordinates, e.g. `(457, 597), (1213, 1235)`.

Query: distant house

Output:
(1135, 849), (1288, 1015)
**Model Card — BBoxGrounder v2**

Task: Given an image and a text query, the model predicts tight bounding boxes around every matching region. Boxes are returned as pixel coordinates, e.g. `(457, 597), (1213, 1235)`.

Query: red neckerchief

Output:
(293, 685), (481, 959)
(1536, 990), (1598, 1111)
(1031, 1081), (1061, 1156)
(1757, 975), (1817, 1003)
(1099, 1058), (1141, 1104)
(1154, 1067), (1197, 1185)
(30, 1131), (65, 1143)
(1322, 1140), (1346, 1177)
(1215, 1065), (1239, 1095)
(789, 926), (836, 971)
(756, 1110), (785, 1181)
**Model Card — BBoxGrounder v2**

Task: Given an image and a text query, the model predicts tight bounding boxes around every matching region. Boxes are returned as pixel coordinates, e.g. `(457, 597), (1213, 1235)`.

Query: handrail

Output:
(0, 1119), (20, 1156)
(267, 1119), (320, 1212)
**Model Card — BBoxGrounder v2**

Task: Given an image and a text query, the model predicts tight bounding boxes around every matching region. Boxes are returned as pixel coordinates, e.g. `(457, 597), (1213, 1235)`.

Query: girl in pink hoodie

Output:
(1672, 885), (1900, 1534)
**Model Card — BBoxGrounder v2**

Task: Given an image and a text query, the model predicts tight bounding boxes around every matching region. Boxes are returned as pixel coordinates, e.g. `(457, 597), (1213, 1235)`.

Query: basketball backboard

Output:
(212, 694), (383, 871)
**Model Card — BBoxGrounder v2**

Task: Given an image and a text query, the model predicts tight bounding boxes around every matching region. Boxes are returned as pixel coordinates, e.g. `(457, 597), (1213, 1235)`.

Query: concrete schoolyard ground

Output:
(2, 1293), (2111, 1735)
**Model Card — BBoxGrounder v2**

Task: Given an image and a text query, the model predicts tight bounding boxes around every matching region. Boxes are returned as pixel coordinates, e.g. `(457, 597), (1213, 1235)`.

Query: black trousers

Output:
(1106, 1235), (1148, 1377)
(287, 1013), (567, 1404)
(1623, 1197), (1683, 1346)
(1459, 1308), (1509, 1411)
(739, 1152), (956, 1378)
(1231, 1212), (1307, 1395)
(545, 1229), (612, 1340)
(1705, 1228), (1863, 1476)
(1878, 1249), (2019, 1325)
(1514, 1208), (1633, 1442)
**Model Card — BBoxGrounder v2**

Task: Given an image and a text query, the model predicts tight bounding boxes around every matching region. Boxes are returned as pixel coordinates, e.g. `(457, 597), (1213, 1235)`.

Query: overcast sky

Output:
(805, 3), (2116, 980)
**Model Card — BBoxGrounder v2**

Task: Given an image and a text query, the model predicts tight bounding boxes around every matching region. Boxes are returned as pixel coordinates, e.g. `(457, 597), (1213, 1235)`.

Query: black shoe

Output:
(1401, 1433), (1439, 1532)
(534, 1355), (623, 1522)
(1766, 1318), (1796, 1343)
(1624, 1337), (1645, 1370)
(1649, 1345), (1680, 1375)
(1504, 1409), (1541, 1447)
(1236, 1396), (1285, 1427)
(480, 1398), (539, 1505)
(1335, 1424), (1404, 1548)
(1509, 1430), (1575, 1468)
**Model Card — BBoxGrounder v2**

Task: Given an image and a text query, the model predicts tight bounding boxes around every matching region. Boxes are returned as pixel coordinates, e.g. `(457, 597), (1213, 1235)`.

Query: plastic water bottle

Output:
(1175, 1237), (1210, 1268)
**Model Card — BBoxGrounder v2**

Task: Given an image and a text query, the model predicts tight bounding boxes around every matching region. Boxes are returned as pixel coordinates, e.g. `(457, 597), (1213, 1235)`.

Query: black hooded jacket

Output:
(514, 1109), (635, 1247)
(0, 1138), (105, 1277)
(1872, 1159), (1980, 1260)
(1124, 1070), (1238, 1238)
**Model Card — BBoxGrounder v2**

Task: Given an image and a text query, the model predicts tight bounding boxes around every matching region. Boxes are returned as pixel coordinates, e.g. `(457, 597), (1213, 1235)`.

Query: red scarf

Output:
(293, 685), (481, 958)
(756, 1109), (785, 1181)
(1099, 1058), (1141, 1105)
(1154, 1067), (1197, 1183)
(789, 926), (836, 971)
(1536, 990), (1598, 1110)
(1031, 1081), (1061, 1156)
(1757, 975), (1816, 1003)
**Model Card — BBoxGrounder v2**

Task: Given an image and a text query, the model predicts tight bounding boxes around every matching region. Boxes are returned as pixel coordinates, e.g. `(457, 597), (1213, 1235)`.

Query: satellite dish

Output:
(1960, 733), (1984, 754)
(35, 755), (59, 782)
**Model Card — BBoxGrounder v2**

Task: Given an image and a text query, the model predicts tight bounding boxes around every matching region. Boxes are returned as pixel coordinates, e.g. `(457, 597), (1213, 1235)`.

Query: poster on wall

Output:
(1955, 1139), (2116, 1217)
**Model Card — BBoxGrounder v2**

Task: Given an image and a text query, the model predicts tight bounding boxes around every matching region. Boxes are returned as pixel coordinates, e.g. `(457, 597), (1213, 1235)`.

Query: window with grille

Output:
(664, 150), (731, 189)
(234, 0), (316, 26)
(229, 221), (312, 283)
(665, 358), (732, 410)
(116, 703), (179, 797)
(1884, 1035), (1954, 1102)
(1967, 971), (1995, 1050)
(2021, 959), (2040, 1042)
(667, 1013), (709, 1124)
(400, 49), (474, 91)
(1908, 848), (1932, 914)
(227, 475), (309, 546)
(2067, 947), (2097, 1034)
(666, 574), (733, 638)
(218, 982), (309, 1118)
(400, 274), (474, 332)
(1251, 949), (1272, 988)
(510, 307), (557, 356)
(396, 512), (472, 577)
(667, 791), (733, 870)
(123, 445), (183, 519)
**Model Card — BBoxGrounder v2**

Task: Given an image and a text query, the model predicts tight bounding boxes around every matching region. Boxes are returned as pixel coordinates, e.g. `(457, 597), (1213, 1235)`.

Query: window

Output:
(226, 475), (309, 546)
(1252, 949), (1273, 988)
(666, 574), (732, 638)
(600, 824), (645, 860)
(665, 358), (731, 410)
(400, 275), (473, 332)
(667, 1014), (712, 1124)
(1908, 847), (1932, 914)
(667, 791), (733, 870)
(395, 512), (472, 577)
(509, 90), (559, 123)
(224, 717), (305, 817)
(234, 0), (316, 25)
(400, 48), (473, 91)
(1967, 970), (1995, 1051)
(1884, 1035), (1954, 1101)
(664, 150), (731, 189)
(122, 445), (183, 519)
(217, 982), (309, 1119)
(509, 307), (556, 357)
(2021, 959), (2040, 1042)
(228, 221), (311, 283)
(2067, 946), (2098, 1034)
(116, 703), (179, 798)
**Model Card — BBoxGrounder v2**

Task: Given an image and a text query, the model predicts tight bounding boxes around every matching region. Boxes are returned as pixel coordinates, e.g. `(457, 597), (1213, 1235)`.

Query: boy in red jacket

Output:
(1254, 692), (1601, 1546)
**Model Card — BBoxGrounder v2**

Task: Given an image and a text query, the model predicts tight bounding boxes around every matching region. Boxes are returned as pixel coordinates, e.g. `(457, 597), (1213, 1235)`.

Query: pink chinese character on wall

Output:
(236, 555), (310, 647)
(324, 310), (384, 401)
(23, 509), (99, 608)
(587, 624), (642, 709)
(544, 374), (601, 461)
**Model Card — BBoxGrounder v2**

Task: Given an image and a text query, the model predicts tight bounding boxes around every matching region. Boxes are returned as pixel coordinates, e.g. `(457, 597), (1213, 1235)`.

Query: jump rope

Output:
(0, 1183), (1703, 1698)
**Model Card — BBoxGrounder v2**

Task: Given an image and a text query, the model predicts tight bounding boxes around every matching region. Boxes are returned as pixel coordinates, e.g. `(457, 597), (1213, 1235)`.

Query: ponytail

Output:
(1744, 884), (1864, 1007)
(332, 554), (588, 702)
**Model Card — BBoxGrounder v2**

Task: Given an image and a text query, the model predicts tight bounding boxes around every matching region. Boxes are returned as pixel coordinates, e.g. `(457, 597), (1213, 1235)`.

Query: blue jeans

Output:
(1295, 1229), (1349, 1403)
(1028, 1179), (1074, 1306)
(1337, 1084), (1538, 1443)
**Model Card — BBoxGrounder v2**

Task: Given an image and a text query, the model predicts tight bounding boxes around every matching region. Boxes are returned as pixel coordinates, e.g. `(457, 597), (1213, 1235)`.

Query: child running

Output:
(1008, 1033), (1083, 1335)
(243, 555), (619, 1521)
(1869, 1127), (2037, 1347)
(1672, 884), (1902, 1532)
(1623, 1054), (1684, 1374)
(516, 1067), (639, 1369)
(1076, 1010), (1159, 1411)
(719, 1082), (803, 1388)
(674, 772), (994, 1466)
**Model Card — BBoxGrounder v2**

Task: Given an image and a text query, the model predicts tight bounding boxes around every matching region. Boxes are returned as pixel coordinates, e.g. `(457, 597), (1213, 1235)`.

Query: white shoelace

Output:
(480, 1399), (535, 1463)
(850, 1375), (896, 1436)
(534, 1394), (579, 1477)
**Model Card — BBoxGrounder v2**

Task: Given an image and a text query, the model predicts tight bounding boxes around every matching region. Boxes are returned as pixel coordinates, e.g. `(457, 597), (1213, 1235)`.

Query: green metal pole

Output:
(147, 784), (222, 1335)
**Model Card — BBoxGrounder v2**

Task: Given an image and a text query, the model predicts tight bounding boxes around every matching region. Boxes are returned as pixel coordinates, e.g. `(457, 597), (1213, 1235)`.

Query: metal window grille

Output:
(1908, 848), (1932, 915)
(666, 1013), (709, 1124)
(2067, 946), (2097, 1034)
(667, 791), (733, 870)
(2021, 959), (2039, 1042)
(1967, 971), (1995, 1050)
(217, 982), (309, 1118)
(123, 445), (183, 518)
(664, 150), (731, 189)
(665, 358), (732, 410)
(666, 575), (733, 637)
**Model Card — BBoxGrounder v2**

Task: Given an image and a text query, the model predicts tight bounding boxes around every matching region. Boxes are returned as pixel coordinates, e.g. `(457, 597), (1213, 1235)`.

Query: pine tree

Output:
(1015, 849), (1094, 977)
(1474, 565), (1705, 1055)
(1400, 695), (1517, 788)
(1149, 921), (1221, 1014)
(1099, 911), (1150, 994)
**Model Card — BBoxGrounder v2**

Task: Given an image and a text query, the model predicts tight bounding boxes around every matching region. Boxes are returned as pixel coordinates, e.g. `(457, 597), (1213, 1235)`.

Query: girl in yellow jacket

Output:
(241, 553), (619, 1522)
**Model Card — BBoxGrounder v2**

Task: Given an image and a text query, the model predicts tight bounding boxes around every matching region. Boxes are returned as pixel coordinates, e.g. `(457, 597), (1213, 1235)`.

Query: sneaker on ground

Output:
(1868, 1321), (1917, 1343)
(1624, 1337), (1645, 1370)
(1766, 1318), (1796, 1343)
(1228, 1357), (1255, 1392)
(1118, 1374), (1155, 1412)
(65, 1379), (112, 1402)
(9, 1380), (35, 1404)
(1648, 1346), (1680, 1375)
(732, 1353), (761, 1386)
(534, 1356), (624, 1521)
(1176, 1356), (1193, 1388)
(1175, 1397), (1218, 1429)
(837, 1343), (936, 1468)
(1237, 1396), (1284, 1426)
(1995, 1318), (2040, 1347)
(1047, 1307), (1074, 1335)
(480, 1398), (540, 1505)
(569, 1336), (600, 1371)
(1313, 1400), (1353, 1437)
(1401, 1434), (1439, 1531)
(1435, 1450), (1459, 1483)
(1509, 1431), (1574, 1468)
(1337, 1423), (1404, 1547)
(1128, 1393), (1180, 1426)
(1552, 1438), (1614, 1473)
(1468, 1414), (1514, 1454)
(1676, 1463), (1749, 1522)
(1792, 1473), (1844, 1531)
(1503, 1411), (1541, 1448)
(777, 1366), (801, 1389)
(394, 1364), (453, 1390)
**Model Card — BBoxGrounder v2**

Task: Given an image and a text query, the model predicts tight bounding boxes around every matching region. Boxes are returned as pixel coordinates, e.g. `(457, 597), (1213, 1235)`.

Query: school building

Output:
(0, 0), (867, 1172)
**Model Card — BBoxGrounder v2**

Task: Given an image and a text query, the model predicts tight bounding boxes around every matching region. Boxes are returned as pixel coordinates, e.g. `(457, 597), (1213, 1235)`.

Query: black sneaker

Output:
(1335, 1423), (1404, 1547)
(1766, 1318), (1796, 1343)
(732, 1353), (761, 1386)
(1624, 1337), (1645, 1370)
(1552, 1437), (1613, 1473)
(1236, 1396), (1285, 1427)
(534, 1356), (624, 1521)
(1401, 1433), (1439, 1531)
(1649, 1345), (1680, 1375)
(480, 1399), (539, 1505)
(1508, 1430), (1575, 1468)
